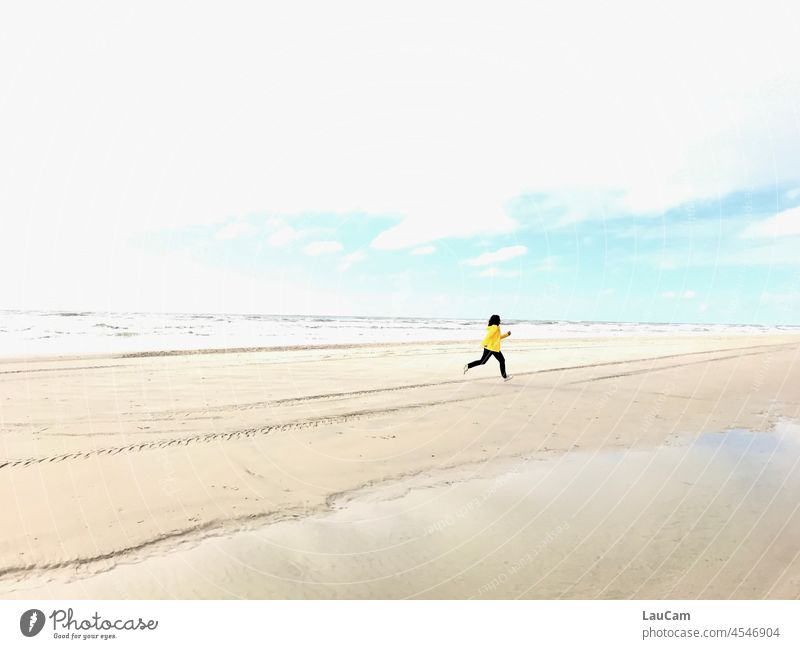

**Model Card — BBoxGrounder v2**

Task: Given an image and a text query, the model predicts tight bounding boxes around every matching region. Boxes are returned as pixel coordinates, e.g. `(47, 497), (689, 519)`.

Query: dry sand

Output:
(1, 334), (799, 598)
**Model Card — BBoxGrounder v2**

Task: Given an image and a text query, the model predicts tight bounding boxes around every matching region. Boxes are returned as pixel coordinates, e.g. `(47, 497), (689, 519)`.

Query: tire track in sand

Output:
(0, 394), (479, 469)
(121, 342), (794, 418)
(2, 343), (791, 469)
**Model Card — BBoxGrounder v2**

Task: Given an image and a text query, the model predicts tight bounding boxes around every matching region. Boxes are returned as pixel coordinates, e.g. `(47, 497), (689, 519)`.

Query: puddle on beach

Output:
(7, 422), (800, 599)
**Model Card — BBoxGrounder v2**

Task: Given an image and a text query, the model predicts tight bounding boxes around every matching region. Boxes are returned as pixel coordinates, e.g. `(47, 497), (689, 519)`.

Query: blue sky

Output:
(1, 1), (799, 324)
(127, 183), (800, 324)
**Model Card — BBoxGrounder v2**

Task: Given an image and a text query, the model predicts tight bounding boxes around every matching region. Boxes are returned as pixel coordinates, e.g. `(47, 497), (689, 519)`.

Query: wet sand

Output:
(1, 334), (799, 598)
(8, 422), (800, 599)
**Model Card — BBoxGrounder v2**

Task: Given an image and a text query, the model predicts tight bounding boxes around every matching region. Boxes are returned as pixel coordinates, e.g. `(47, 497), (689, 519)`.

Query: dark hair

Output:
(488, 314), (500, 326)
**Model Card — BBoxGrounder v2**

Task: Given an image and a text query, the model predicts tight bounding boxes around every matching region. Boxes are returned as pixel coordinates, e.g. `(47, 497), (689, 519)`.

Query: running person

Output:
(463, 314), (513, 381)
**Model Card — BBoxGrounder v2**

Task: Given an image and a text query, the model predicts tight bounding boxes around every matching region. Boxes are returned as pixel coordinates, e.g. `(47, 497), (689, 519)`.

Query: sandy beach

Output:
(2, 334), (800, 598)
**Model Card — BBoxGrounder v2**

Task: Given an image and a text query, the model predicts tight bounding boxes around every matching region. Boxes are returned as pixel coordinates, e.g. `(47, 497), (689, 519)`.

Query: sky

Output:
(1, 0), (799, 324)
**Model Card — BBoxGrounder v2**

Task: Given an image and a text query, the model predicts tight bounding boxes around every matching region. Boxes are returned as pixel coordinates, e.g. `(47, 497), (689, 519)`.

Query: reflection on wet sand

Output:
(8, 421), (800, 599)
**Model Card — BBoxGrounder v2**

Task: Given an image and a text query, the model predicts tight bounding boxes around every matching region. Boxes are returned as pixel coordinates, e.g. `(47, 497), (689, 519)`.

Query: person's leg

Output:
(467, 348), (493, 369)
(492, 351), (507, 378)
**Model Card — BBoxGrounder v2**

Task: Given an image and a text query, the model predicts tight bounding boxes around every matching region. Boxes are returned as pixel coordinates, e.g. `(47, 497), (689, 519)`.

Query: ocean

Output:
(0, 309), (795, 358)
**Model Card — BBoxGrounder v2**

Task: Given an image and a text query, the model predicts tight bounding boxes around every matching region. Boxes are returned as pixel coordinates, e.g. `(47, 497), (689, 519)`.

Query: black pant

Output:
(468, 347), (507, 378)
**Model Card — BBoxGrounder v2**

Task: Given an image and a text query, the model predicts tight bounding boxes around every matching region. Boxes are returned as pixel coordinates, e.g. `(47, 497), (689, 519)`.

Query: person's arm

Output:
(501, 330), (511, 339)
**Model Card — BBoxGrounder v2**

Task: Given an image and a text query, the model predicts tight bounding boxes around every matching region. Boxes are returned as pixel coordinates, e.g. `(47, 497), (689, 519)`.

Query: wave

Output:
(2, 310), (797, 358)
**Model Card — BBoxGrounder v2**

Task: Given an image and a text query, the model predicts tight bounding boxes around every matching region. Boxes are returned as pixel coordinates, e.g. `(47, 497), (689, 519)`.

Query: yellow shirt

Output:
(480, 325), (509, 352)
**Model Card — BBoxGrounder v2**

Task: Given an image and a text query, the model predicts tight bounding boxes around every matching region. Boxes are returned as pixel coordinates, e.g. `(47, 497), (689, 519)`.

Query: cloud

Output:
(268, 222), (334, 247)
(269, 224), (306, 247)
(477, 267), (521, 278)
(303, 240), (343, 256)
(411, 245), (436, 256)
(2, 2), (800, 311)
(464, 245), (528, 267)
(4, 4), (799, 247)
(215, 221), (255, 241)
(369, 197), (518, 250)
(339, 249), (365, 271)
(0, 238), (311, 315)
(741, 206), (800, 238)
